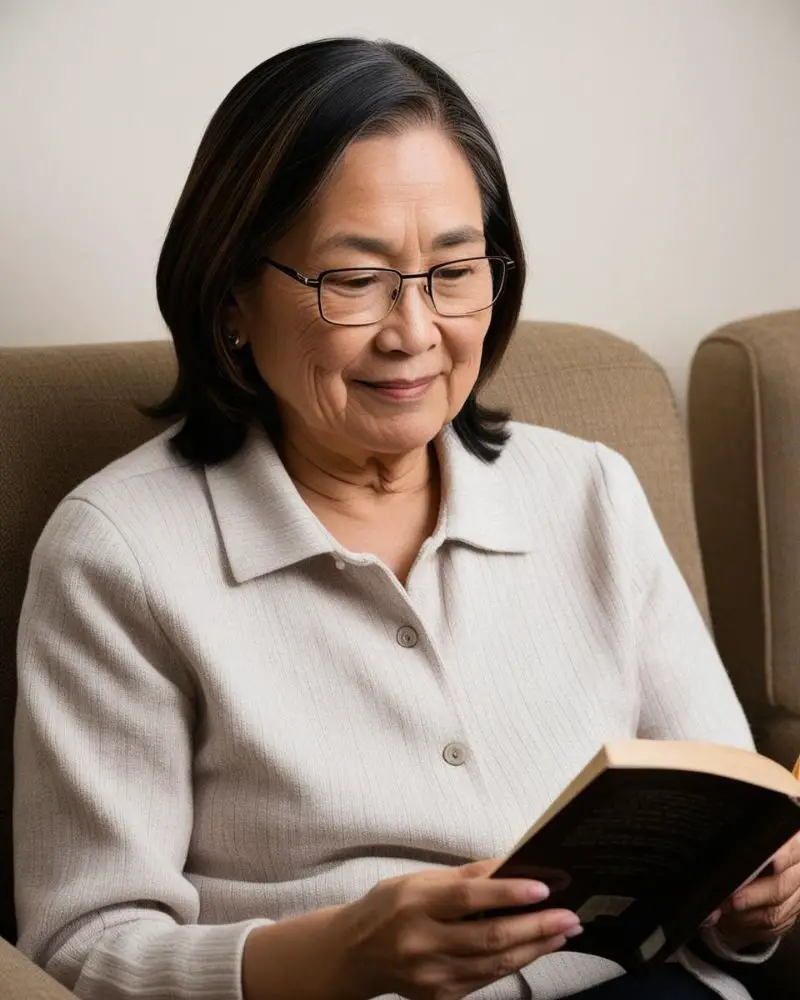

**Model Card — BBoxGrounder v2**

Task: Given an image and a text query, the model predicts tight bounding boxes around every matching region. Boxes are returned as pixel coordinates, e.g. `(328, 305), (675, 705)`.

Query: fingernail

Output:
(564, 925), (584, 938)
(731, 894), (747, 911)
(523, 881), (550, 902)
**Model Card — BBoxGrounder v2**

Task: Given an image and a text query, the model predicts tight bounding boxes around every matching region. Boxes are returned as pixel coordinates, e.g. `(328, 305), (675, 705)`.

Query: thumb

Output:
(457, 857), (504, 879)
(701, 909), (722, 929)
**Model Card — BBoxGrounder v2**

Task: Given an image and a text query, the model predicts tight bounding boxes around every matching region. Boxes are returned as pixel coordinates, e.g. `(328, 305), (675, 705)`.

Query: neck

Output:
(279, 426), (435, 508)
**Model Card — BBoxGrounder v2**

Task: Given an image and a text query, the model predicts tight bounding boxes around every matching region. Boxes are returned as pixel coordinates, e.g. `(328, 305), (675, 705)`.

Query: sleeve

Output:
(595, 445), (778, 965)
(13, 498), (272, 1000)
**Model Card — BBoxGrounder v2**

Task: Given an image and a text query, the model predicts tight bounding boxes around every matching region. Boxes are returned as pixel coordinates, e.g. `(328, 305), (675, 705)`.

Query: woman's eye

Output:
(327, 273), (378, 292)
(436, 266), (473, 281)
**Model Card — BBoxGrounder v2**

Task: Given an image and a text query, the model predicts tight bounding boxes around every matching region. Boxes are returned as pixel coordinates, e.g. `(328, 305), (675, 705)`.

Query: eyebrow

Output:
(316, 225), (485, 257)
(431, 225), (485, 250)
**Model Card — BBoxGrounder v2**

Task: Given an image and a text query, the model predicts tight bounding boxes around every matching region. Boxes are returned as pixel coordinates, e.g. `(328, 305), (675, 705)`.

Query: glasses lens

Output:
(320, 269), (401, 325)
(431, 257), (505, 317)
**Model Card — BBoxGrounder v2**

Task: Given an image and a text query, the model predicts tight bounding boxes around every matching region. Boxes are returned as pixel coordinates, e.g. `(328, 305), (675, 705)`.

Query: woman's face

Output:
(229, 126), (492, 459)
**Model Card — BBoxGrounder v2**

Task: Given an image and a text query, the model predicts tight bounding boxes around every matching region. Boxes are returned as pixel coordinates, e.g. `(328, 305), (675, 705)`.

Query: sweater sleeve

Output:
(14, 498), (272, 1000)
(596, 444), (778, 965)
(595, 443), (753, 747)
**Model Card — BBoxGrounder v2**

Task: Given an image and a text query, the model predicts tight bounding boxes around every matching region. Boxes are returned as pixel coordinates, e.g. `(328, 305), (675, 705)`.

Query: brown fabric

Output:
(0, 936), (75, 1000)
(0, 341), (176, 943)
(689, 310), (800, 766)
(485, 321), (710, 619)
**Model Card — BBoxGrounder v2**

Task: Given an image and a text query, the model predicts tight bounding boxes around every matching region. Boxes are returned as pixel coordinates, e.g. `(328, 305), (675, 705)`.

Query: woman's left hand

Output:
(704, 831), (800, 949)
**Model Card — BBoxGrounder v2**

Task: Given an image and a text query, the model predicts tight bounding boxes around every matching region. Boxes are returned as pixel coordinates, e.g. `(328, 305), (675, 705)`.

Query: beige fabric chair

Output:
(0, 321), (795, 996)
(689, 310), (800, 771)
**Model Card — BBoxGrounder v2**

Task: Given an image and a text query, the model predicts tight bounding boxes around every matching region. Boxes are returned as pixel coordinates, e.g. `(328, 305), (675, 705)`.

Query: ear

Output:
(223, 291), (248, 346)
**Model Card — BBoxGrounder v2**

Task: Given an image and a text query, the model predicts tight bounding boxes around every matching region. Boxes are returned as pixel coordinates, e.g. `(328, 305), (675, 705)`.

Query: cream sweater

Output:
(14, 422), (770, 1000)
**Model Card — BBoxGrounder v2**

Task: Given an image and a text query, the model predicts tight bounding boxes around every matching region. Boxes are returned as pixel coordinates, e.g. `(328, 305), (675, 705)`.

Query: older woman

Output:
(13, 38), (800, 1000)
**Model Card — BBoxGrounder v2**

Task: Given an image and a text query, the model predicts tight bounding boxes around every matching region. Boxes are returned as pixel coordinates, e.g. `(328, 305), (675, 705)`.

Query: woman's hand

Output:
(336, 858), (582, 1000)
(704, 832), (800, 950)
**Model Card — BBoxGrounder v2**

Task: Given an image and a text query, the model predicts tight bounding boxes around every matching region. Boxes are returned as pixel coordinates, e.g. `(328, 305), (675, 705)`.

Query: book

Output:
(484, 740), (800, 970)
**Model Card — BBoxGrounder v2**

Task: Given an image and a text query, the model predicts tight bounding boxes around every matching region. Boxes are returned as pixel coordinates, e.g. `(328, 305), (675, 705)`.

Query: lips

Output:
(357, 376), (437, 389)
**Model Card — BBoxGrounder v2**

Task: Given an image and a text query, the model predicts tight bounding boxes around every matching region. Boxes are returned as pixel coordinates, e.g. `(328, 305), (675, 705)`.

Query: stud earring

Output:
(226, 330), (242, 349)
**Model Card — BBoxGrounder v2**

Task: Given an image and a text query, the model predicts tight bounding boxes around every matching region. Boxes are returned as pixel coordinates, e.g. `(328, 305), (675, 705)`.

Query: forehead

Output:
(308, 127), (484, 234)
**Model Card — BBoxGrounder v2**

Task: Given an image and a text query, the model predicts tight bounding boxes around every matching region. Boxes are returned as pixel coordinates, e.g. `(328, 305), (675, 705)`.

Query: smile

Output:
(355, 375), (438, 400)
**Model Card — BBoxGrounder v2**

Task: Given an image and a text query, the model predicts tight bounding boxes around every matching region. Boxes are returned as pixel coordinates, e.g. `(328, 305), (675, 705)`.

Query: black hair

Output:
(153, 38), (525, 464)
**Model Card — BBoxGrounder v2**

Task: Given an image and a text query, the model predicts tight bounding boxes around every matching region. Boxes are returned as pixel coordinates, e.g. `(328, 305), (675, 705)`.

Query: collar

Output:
(205, 425), (534, 584)
(435, 425), (535, 556)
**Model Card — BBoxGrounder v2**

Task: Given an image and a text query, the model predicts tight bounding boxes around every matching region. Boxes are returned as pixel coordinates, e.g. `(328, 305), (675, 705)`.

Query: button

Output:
(443, 742), (468, 766)
(396, 625), (418, 648)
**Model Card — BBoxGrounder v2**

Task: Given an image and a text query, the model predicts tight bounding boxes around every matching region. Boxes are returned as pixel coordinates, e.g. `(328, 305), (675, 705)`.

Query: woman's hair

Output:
(154, 37), (526, 464)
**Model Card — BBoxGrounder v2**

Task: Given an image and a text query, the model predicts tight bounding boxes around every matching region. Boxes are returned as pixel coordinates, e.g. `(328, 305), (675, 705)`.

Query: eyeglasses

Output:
(260, 255), (515, 327)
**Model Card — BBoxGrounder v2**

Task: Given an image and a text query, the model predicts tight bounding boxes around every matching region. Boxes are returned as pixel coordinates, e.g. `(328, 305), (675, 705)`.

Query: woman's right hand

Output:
(336, 858), (583, 1000)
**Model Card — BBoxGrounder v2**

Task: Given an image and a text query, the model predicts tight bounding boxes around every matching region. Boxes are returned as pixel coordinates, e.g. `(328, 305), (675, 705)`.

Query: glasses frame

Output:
(260, 254), (515, 327)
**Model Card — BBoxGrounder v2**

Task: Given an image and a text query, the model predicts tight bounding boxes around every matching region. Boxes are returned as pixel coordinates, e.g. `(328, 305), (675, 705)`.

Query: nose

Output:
(373, 276), (441, 355)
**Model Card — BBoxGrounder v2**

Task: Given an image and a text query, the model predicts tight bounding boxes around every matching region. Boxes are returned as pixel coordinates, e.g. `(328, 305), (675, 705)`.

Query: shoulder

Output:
(499, 421), (635, 495)
(36, 426), (207, 558)
(491, 423), (653, 547)
(64, 424), (208, 519)
(501, 420), (597, 466)
(69, 425), (197, 502)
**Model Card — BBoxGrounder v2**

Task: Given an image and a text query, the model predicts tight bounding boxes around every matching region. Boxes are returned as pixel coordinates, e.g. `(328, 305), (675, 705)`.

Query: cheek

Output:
(251, 307), (371, 406)
(445, 317), (490, 375)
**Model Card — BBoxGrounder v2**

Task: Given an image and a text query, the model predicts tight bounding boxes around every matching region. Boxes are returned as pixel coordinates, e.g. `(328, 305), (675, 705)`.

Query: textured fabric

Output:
(0, 340), (175, 944)
(14, 418), (760, 1000)
(689, 311), (800, 767)
(568, 964), (717, 997)
(0, 936), (76, 1000)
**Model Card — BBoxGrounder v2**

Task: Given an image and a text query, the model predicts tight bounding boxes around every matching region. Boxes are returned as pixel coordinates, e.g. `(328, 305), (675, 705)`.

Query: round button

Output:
(443, 742), (468, 766)
(396, 625), (418, 648)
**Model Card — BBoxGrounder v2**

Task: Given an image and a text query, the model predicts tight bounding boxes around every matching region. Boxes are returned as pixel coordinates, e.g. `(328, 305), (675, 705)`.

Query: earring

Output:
(226, 329), (242, 349)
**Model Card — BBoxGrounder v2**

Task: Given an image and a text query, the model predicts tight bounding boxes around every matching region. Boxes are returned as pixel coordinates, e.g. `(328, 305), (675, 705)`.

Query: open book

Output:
(485, 741), (800, 970)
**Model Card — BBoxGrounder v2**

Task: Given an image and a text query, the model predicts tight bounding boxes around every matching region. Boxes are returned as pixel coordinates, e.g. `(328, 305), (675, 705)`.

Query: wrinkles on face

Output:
(228, 126), (490, 476)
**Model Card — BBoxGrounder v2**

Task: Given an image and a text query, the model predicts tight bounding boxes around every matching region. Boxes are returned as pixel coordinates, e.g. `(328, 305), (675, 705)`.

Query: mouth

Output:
(354, 375), (439, 400)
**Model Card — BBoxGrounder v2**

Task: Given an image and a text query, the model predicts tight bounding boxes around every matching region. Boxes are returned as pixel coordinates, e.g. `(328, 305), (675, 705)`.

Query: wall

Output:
(1, 0), (799, 398)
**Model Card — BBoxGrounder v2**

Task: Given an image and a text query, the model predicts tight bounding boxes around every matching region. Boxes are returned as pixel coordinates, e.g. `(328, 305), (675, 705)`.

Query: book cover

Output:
(484, 742), (800, 970)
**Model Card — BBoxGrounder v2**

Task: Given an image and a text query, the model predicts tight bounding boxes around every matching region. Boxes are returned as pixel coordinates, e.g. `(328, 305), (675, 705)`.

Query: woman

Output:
(13, 38), (800, 1000)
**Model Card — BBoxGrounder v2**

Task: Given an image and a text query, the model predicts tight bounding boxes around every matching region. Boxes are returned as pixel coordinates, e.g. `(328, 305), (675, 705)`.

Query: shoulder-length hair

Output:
(153, 38), (526, 464)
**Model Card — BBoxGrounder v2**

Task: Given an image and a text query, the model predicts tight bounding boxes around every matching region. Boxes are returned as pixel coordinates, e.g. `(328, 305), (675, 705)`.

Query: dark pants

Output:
(568, 965), (720, 998)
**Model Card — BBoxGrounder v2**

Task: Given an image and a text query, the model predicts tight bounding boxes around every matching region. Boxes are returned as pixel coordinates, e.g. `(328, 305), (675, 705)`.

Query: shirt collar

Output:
(435, 426), (535, 556)
(205, 425), (534, 584)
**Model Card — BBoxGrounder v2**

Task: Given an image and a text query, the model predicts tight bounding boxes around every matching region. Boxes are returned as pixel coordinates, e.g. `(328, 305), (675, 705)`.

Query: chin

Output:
(354, 415), (448, 456)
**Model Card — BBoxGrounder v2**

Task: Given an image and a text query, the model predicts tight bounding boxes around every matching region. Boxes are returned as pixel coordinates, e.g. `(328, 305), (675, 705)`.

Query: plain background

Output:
(1, 0), (798, 400)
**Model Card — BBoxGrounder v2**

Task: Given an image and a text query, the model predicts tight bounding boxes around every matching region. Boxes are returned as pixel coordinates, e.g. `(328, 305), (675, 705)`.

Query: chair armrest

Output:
(0, 937), (76, 999)
(689, 312), (800, 743)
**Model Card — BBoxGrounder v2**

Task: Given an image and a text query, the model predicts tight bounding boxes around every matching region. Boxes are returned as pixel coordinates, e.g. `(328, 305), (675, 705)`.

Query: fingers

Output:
(448, 930), (572, 986)
(729, 864), (800, 912)
(351, 864), (583, 1000)
(721, 885), (800, 941)
(427, 873), (552, 921)
(771, 833), (800, 874)
(441, 908), (583, 957)
(700, 909), (721, 929)
(456, 858), (504, 879)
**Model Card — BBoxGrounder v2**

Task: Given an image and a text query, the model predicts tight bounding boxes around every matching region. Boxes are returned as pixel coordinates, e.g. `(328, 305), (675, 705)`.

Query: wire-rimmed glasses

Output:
(261, 255), (514, 327)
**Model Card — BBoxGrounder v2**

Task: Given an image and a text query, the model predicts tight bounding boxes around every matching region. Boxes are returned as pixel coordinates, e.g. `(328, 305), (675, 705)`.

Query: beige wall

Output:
(1, 0), (799, 398)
